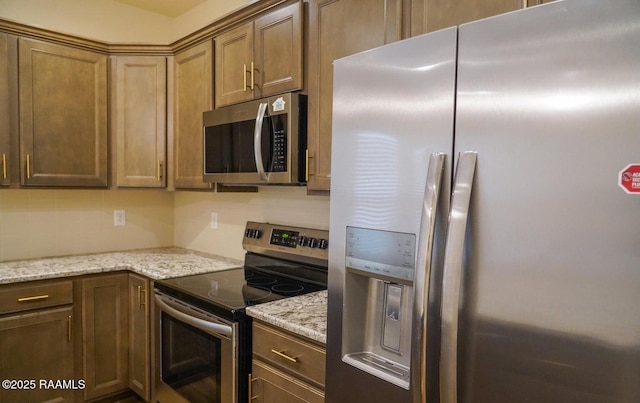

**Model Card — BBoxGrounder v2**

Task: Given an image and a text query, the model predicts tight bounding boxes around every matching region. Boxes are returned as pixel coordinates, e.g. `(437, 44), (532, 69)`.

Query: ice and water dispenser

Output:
(341, 227), (415, 389)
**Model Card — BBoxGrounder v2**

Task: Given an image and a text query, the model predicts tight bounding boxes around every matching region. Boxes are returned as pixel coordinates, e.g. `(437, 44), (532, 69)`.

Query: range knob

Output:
(245, 229), (263, 239)
(298, 236), (309, 247)
(309, 238), (318, 248)
(318, 239), (328, 249)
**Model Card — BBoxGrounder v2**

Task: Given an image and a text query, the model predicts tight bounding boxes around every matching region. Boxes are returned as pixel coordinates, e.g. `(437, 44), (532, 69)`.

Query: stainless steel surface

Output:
(327, 26), (457, 403)
(439, 151), (476, 403)
(154, 292), (233, 337)
(254, 102), (269, 181)
(454, 1), (640, 401)
(328, 1), (640, 402)
(382, 283), (404, 352)
(202, 92), (305, 185)
(411, 153), (446, 403)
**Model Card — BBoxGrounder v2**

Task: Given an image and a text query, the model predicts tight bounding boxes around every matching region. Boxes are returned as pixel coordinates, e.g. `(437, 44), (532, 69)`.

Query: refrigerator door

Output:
(327, 28), (457, 402)
(452, 1), (640, 402)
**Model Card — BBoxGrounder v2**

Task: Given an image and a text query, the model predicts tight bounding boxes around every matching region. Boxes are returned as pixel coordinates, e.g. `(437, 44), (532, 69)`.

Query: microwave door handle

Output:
(154, 293), (233, 338)
(440, 151), (477, 403)
(410, 152), (446, 403)
(254, 102), (269, 181)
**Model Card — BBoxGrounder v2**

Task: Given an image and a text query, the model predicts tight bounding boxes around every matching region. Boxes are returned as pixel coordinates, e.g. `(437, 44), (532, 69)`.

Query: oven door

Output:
(154, 291), (237, 403)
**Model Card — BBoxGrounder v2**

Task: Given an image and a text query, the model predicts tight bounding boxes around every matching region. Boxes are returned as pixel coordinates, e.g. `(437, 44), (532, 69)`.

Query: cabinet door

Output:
(129, 274), (150, 401)
(252, 360), (324, 403)
(0, 306), (75, 402)
(215, 22), (254, 107)
(254, 1), (303, 98)
(307, 0), (404, 191)
(113, 55), (167, 188)
(79, 273), (129, 401)
(18, 38), (108, 187)
(411, 0), (523, 35)
(0, 33), (9, 186)
(173, 41), (212, 189)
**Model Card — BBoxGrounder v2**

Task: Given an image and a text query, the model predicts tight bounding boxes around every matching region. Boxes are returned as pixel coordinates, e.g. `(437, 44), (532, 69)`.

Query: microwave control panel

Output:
(270, 123), (286, 172)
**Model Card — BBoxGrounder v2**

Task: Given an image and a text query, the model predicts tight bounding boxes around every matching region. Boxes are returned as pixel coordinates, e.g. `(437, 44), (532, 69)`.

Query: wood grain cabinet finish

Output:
(214, 0), (303, 108)
(128, 273), (150, 401)
(306, 0), (404, 191)
(0, 306), (75, 402)
(0, 279), (75, 402)
(112, 55), (167, 188)
(172, 41), (212, 189)
(18, 38), (108, 187)
(77, 273), (129, 401)
(0, 33), (9, 186)
(251, 321), (326, 403)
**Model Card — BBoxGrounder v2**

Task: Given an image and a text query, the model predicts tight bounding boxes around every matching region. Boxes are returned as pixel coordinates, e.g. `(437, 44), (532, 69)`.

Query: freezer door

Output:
(453, 1), (640, 402)
(327, 28), (457, 403)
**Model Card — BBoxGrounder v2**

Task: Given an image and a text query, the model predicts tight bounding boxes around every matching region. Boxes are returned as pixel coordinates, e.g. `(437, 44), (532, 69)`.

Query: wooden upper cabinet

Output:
(254, 1), (303, 98)
(172, 41), (213, 189)
(113, 55), (167, 188)
(18, 38), (108, 187)
(215, 0), (303, 108)
(306, 0), (404, 191)
(0, 33), (9, 186)
(410, 0), (553, 35)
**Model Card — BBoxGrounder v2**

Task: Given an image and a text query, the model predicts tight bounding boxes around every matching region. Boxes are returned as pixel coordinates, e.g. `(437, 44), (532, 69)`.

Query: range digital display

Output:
(270, 229), (299, 248)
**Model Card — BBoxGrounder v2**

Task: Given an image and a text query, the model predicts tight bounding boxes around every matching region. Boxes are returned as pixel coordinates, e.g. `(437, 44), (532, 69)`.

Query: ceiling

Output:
(113, 0), (208, 17)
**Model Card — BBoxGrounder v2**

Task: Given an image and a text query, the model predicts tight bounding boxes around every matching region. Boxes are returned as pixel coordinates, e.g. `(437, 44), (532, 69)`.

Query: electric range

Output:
(152, 221), (329, 403)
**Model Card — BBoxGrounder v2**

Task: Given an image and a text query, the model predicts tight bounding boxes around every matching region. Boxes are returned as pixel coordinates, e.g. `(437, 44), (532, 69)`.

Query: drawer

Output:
(253, 321), (326, 388)
(0, 280), (73, 314)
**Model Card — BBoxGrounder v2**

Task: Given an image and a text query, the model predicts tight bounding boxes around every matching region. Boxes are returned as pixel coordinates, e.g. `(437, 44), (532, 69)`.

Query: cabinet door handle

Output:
(157, 160), (163, 181)
(250, 61), (255, 90)
(67, 315), (72, 342)
(243, 64), (248, 91)
(2, 153), (6, 179)
(17, 294), (49, 302)
(270, 349), (298, 363)
(26, 154), (31, 179)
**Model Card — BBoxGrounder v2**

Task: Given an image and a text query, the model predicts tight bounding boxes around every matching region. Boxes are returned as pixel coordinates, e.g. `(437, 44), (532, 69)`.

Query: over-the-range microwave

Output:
(203, 93), (307, 185)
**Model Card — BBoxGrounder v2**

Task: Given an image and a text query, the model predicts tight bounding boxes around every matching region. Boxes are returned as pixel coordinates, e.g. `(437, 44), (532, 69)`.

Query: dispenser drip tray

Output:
(343, 352), (410, 390)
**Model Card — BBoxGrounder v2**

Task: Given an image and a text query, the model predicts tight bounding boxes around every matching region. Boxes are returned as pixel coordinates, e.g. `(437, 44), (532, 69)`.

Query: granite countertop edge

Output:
(246, 290), (328, 345)
(0, 247), (328, 343)
(0, 247), (244, 284)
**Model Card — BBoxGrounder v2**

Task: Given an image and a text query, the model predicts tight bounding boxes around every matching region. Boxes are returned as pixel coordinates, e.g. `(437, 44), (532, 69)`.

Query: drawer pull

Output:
(270, 349), (298, 363)
(17, 294), (49, 302)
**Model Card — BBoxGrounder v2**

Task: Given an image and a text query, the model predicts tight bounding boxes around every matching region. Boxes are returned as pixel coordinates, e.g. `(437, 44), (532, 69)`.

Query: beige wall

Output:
(0, 188), (330, 262)
(0, 189), (174, 261)
(0, 0), (251, 43)
(174, 188), (330, 261)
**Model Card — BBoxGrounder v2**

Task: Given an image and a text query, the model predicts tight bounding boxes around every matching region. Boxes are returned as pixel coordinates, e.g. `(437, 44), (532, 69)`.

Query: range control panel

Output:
(242, 221), (329, 263)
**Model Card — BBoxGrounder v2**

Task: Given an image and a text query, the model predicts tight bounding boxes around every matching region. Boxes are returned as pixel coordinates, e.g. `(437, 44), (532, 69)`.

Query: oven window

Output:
(161, 312), (221, 402)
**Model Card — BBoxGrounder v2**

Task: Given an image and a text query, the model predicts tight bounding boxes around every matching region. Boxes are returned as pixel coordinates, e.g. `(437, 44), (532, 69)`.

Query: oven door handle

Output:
(155, 293), (233, 337)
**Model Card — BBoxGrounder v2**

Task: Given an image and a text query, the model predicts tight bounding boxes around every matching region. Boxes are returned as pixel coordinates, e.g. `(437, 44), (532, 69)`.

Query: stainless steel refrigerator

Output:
(326, 1), (640, 402)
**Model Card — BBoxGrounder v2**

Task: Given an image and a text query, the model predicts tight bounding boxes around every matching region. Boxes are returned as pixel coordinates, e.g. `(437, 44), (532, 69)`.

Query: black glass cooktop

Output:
(155, 253), (327, 320)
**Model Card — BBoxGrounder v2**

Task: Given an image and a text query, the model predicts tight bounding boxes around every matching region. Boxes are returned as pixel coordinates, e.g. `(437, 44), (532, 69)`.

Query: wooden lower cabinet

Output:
(0, 306), (76, 402)
(251, 321), (325, 403)
(77, 273), (129, 401)
(251, 360), (324, 403)
(128, 273), (150, 401)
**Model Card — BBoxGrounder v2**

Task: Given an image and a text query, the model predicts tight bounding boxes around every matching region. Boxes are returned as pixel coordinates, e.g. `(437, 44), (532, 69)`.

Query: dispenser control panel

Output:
(345, 227), (416, 282)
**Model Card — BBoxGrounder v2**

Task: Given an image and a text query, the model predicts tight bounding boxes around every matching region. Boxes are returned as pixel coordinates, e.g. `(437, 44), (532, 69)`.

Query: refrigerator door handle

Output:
(254, 102), (269, 181)
(440, 151), (477, 403)
(411, 152), (446, 403)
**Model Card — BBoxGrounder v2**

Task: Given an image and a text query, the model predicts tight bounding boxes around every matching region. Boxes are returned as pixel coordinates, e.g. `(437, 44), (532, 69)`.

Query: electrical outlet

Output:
(210, 212), (218, 229)
(114, 210), (126, 226)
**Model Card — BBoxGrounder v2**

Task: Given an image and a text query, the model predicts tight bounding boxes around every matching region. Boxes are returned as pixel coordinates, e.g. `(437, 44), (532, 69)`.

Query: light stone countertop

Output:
(246, 290), (328, 345)
(0, 247), (327, 344)
(0, 247), (244, 284)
